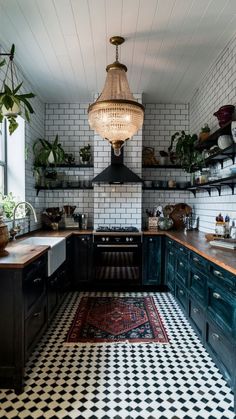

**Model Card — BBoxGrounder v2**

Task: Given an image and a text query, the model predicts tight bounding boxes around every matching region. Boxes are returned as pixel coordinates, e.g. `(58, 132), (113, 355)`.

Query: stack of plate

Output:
(209, 240), (236, 250)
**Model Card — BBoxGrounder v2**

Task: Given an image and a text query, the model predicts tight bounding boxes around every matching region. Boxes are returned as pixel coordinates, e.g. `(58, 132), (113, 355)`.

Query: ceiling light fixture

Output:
(88, 36), (144, 156)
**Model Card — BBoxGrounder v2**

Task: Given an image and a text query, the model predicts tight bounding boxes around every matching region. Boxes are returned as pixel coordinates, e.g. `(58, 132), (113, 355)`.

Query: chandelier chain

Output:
(116, 44), (119, 62)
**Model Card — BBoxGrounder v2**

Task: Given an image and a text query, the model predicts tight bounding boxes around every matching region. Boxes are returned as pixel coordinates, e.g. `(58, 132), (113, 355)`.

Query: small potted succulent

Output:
(79, 144), (91, 164)
(199, 123), (210, 142)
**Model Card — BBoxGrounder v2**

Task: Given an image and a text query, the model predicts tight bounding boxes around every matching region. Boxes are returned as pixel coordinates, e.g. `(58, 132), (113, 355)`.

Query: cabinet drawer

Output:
(190, 252), (209, 272)
(176, 257), (188, 285)
(189, 269), (206, 302)
(25, 296), (47, 359)
(174, 243), (188, 257)
(207, 281), (236, 335)
(176, 282), (187, 310)
(206, 321), (234, 384)
(210, 264), (236, 291)
(189, 298), (205, 336)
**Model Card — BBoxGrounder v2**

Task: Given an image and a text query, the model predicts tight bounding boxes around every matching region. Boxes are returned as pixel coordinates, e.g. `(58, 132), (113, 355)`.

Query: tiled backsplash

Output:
(189, 33), (236, 232)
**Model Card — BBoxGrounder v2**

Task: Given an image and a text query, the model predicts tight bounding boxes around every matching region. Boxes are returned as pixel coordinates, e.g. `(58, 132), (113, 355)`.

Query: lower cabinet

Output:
(0, 254), (48, 394)
(73, 235), (93, 288)
(47, 262), (67, 320)
(142, 236), (162, 286)
(165, 242), (236, 409)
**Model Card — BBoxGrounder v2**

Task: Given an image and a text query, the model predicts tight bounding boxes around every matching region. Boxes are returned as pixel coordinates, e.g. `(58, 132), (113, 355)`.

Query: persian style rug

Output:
(65, 296), (169, 344)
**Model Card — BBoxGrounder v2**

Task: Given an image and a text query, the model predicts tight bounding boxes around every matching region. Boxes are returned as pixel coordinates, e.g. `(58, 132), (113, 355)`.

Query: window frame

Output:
(0, 119), (7, 194)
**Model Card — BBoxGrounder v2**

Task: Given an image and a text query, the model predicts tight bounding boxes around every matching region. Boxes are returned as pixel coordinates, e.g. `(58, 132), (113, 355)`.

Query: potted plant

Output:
(168, 130), (203, 173)
(0, 192), (17, 219)
(159, 150), (169, 165)
(33, 135), (66, 168)
(79, 144), (91, 164)
(0, 45), (35, 134)
(199, 123), (210, 142)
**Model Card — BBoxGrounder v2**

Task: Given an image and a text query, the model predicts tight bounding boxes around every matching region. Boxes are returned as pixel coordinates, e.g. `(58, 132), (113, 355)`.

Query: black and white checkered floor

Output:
(0, 291), (235, 419)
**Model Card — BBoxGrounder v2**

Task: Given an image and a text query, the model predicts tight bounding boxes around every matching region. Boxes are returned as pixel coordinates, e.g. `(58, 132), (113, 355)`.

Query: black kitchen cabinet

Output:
(142, 236), (163, 287)
(47, 262), (67, 320)
(0, 254), (47, 394)
(73, 235), (93, 288)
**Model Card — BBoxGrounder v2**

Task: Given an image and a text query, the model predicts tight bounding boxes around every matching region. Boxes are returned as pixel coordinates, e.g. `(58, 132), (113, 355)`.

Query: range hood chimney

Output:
(92, 148), (142, 184)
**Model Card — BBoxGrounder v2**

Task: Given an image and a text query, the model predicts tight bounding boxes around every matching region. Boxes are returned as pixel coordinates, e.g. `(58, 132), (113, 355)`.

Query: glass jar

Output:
(199, 168), (210, 184)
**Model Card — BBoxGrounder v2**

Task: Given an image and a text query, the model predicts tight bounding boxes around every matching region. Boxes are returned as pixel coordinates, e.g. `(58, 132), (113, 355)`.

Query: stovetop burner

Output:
(96, 225), (139, 233)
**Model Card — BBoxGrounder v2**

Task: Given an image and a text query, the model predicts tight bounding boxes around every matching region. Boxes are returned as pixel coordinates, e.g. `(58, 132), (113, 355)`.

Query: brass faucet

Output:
(10, 201), (37, 240)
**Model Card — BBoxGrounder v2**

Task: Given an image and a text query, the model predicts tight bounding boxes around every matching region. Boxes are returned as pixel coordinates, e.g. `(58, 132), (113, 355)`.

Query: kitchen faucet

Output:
(10, 201), (37, 240)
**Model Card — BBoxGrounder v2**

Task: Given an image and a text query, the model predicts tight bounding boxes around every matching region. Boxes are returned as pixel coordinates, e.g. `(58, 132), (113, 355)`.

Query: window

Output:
(0, 119), (7, 195)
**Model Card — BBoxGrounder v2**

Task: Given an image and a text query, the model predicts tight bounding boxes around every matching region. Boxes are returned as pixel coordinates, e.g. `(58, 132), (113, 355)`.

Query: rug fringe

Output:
(63, 340), (169, 347)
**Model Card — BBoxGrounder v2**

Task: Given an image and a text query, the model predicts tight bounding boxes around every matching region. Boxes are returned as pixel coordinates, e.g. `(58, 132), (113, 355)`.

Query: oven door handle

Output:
(96, 244), (139, 248)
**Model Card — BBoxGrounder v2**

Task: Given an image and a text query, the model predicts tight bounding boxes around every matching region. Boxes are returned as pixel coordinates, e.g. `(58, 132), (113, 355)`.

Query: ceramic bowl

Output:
(217, 135), (233, 149)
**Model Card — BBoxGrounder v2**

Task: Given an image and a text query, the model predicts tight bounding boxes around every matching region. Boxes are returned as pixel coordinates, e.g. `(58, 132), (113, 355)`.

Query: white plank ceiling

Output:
(0, 0), (236, 104)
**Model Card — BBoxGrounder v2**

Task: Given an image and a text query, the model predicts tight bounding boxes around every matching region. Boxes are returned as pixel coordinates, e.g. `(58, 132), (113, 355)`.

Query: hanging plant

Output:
(0, 44), (35, 134)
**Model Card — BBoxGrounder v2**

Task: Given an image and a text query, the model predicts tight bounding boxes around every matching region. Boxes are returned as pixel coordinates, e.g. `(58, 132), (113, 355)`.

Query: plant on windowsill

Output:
(168, 131), (203, 174)
(0, 192), (17, 219)
(0, 44), (35, 134)
(79, 144), (91, 165)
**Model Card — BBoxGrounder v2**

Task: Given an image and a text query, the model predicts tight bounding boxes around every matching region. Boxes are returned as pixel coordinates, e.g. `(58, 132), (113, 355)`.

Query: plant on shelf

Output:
(0, 44), (35, 134)
(168, 130), (203, 173)
(199, 123), (210, 142)
(0, 192), (17, 219)
(79, 144), (91, 164)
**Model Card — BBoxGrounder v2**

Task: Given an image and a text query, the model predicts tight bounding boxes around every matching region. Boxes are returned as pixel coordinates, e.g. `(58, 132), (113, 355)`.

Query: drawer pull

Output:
(33, 312), (41, 318)
(33, 277), (42, 283)
(193, 257), (199, 263)
(213, 292), (221, 300)
(212, 333), (220, 341)
(213, 270), (223, 278)
(179, 289), (184, 295)
(180, 248), (184, 252)
(149, 238), (153, 242)
(193, 307), (199, 314)
(168, 241), (172, 245)
(193, 274), (200, 281)
(179, 262), (184, 267)
(169, 251), (173, 256)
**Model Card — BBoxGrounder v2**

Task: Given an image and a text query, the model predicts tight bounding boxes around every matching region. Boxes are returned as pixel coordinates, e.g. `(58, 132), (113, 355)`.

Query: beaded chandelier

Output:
(88, 36), (144, 156)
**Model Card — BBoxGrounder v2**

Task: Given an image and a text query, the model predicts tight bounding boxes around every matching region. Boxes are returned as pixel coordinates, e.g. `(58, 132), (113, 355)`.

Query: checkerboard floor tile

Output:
(0, 291), (235, 419)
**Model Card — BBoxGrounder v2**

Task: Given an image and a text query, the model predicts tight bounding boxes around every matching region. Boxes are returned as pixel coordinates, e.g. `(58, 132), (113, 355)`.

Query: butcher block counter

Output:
(0, 229), (93, 269)
(144, 230), (236, 276)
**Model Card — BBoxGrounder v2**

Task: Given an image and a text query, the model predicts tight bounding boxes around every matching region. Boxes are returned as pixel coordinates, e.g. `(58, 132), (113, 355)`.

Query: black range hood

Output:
(92, 148), (142, 184)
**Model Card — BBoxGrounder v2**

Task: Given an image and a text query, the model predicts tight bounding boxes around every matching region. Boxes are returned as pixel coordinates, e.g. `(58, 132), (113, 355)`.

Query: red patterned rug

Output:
(65, 296), (169, 344)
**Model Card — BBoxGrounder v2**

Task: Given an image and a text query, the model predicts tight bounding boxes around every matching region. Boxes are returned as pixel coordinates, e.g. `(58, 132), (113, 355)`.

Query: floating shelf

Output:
(194, 120), (232, 151)
(203, 143), (236, 168)
(143, 186), (194, 194)
(187, 174), (236, 196)
(142, 164), (182, 169)
(39, 163), (94, 168)
(35, 186), (93, 195)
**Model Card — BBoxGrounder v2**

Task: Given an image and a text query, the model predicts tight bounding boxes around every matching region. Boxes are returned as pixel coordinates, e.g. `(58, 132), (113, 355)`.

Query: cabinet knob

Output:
(213, 270), (223, 278)
(213, 292), (221, 300)
(193, 307), (199, 314)
(180, 247), (184, 252)
(179, 261), (184, 267)
(179, 289), (184, 295)
(149, 238), (153, 242)
(33, 277), (42, 283)
(193, 257), (199, 263)
(81, 237), (85, 241)
(212, 333), (220, 341)
(193, 274), (200, 281)
(169, 251), (173, 256)
(33, 312), (41, 318)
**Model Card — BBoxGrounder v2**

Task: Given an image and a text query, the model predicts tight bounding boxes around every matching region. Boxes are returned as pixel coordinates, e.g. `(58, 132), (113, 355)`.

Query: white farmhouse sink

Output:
(20, 237), (66, 276)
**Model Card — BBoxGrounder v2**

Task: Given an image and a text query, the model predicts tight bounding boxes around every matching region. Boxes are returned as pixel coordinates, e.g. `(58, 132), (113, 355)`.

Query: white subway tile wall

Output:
(93, 94), (143, 230)
(189, 34), (236, 232)
(142, 103), (190, 228)
(44, 103), (94, 227)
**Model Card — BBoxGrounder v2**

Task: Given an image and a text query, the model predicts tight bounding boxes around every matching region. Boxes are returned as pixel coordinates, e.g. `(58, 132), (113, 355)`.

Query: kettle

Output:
(74, 213), (87, 230)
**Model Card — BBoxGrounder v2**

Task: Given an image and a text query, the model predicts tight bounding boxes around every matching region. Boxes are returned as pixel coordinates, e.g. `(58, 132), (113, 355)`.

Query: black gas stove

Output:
(96, 225), (139, 233)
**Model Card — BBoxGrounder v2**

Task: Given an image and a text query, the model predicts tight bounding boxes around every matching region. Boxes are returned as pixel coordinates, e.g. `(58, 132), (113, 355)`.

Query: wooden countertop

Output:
(1, 228), (236, 275)
(144, 230), (236, 276)
(0, 229), (93, 269)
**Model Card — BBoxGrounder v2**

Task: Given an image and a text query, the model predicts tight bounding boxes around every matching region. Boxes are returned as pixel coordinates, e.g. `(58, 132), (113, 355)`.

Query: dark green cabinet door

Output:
(143, 236), (162, 286)
(73, 235), (93, 288)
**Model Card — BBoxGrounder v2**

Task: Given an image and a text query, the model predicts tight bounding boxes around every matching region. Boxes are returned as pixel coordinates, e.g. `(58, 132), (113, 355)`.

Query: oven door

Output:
(94, 243), (142, 288)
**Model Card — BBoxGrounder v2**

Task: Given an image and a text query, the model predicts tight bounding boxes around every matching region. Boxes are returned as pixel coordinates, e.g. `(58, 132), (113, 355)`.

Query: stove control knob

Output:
(102, 237), (106, 242)
(126, 237), (129, 242)
(130, 237), (133, 242)
(106, 237), (109, 242)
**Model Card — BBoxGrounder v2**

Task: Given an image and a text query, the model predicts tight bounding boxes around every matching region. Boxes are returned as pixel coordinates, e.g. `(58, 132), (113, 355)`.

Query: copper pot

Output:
(0, 216), (9, 256)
